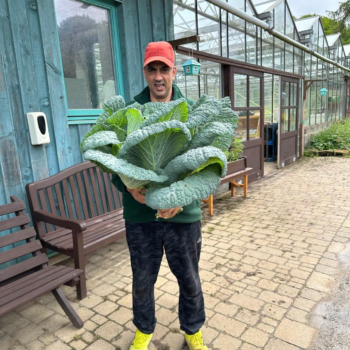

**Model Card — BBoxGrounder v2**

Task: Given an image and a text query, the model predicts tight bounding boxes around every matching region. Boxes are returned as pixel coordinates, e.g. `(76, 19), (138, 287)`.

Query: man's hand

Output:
(127, 187), (146, 204)
(157, 207), (183, 219)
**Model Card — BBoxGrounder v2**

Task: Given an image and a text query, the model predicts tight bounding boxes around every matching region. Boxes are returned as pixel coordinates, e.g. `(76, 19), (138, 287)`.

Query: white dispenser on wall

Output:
(27, 112), (50, 145)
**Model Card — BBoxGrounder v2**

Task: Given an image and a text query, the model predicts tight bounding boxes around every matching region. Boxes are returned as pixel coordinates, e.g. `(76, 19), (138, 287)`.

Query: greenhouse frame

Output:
(173, 0), (350, 179)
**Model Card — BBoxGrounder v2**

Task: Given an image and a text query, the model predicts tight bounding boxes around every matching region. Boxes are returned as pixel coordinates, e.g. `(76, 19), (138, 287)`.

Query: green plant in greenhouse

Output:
(306, 118), (350, 154)
(224, 138), (244, 162)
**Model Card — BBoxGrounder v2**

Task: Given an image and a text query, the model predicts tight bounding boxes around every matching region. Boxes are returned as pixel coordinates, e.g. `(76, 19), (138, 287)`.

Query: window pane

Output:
(235, 114), (247, 141)
(249, 76), (260, 107)
(234, 74), (247, 107)
(282, 82), (290, 106)
(281, 109), (288, 133)
(54, 0), (116, 109)
(290, 108), (297, 131)
(249, 110), (260, 140)
(173, 0), (196, 39)
(264, 74), (273, 123)
(199, 60), (221, 99)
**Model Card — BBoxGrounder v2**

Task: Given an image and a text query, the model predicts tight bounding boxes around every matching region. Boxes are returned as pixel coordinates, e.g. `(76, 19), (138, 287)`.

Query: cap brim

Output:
(144, 56), (174, 68)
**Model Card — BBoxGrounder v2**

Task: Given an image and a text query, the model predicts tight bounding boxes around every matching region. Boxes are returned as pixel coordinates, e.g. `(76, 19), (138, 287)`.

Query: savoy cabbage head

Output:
(81, 95), (238, 209)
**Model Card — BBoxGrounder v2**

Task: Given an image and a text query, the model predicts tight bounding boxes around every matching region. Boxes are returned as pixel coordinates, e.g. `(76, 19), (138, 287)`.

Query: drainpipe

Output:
(205, 0), (350, 73)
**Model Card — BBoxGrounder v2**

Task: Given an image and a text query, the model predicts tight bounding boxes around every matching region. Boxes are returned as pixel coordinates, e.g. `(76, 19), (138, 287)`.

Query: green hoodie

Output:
(112, 84), (202, 224)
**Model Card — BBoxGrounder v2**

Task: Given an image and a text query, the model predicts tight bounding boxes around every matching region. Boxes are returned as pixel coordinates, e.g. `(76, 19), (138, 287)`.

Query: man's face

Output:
(143, 61), (177, 102)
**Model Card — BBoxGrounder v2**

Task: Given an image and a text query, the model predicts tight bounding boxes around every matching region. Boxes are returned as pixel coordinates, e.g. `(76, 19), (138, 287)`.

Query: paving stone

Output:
(275, 318), (318, 349)
(20, 304), (54, 323)
(55, 324), (85, 343)
(241, 327), (269, 347)
(265, 338), (300, 350)
(70, 340), (87, 350)
(306, 271), (335, 292)
(93, 301), (118, 316)
(112, 330), (134, 349)
(14, 323), (44, 344)
(85, 339), (115, 350)
(95, 321), (123, 341)
(79, 294), (104, 309)
(229, 293), (264, 312)
(208, 313), (246, 336)
(212, 333), (242, 349)
(162, 332), (185, 350)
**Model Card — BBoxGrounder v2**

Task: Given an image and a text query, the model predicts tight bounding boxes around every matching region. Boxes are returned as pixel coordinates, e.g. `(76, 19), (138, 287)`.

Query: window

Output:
(54, 0), (123, 124)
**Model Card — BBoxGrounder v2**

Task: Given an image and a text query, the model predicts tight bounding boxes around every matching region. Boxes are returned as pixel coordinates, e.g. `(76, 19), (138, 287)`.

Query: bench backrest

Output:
(26, 162), (123, 238)
(0, 196), (47, 285)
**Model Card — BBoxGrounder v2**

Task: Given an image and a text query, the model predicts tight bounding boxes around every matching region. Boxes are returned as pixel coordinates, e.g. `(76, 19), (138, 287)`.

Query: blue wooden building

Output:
(0, 0), (173, 208)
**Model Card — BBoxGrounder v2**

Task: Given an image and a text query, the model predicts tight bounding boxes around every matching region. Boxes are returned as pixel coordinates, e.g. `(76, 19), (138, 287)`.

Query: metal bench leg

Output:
(243, 175), (248, 198)
(52, 288), (84, 328)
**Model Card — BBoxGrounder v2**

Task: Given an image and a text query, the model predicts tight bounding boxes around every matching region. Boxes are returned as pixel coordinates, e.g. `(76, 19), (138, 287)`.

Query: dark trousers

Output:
(125, 221), (205, 335)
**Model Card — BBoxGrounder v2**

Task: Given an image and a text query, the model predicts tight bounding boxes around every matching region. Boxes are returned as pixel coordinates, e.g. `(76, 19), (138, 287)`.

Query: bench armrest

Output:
(33, 210), (87, 233)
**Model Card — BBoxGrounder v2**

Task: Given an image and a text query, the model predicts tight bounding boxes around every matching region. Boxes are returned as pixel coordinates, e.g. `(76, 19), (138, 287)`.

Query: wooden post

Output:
(231, 182), (235, 197)
(208, 195), (214, 216)
(243, 175), (248, 198)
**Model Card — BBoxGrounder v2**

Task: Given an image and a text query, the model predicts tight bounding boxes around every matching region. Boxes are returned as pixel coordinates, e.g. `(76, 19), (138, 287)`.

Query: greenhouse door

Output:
(224, 66), (264, 181)
(278, 76), (299, 168)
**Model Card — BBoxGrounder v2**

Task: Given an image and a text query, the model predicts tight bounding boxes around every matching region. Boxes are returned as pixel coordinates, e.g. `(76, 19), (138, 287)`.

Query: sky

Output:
(287, 0), (340, 18)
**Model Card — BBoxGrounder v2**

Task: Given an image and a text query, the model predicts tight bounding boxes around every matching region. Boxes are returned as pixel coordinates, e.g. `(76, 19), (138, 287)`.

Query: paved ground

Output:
(1, 157), (350, 350)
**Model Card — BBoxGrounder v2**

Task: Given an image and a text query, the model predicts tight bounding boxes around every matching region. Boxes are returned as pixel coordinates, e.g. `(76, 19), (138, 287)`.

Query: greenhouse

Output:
(173, 0), (350, 178)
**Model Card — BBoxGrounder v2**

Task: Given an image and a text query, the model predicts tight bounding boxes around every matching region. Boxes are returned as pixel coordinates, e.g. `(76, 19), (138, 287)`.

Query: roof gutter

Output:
(205, 0), (350, 73)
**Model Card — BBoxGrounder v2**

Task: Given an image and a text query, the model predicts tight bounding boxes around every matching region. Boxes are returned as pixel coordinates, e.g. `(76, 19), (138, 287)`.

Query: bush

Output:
(308, 118), (350, 151)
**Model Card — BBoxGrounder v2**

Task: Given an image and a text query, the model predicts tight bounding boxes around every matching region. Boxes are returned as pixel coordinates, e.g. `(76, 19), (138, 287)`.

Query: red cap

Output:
(144, 41), (175, 68)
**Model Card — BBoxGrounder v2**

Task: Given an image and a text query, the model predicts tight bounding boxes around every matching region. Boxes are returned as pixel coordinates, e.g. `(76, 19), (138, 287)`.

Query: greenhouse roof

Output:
(294, 16), (319, 32)
(343, 44), (350, 56)
(326, 33), (341, 46)
(251, 0), (280, 14)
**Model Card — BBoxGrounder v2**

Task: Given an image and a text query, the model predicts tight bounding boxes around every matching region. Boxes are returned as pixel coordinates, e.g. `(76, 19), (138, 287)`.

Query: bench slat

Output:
(76, 172), (89, 220)
(83, 169), (96, 218)
(0, 201), (25, 216)
(62, 178), (74, 219)
(38, 189), (52, 233)
(47, 186), (58, 216)
(0, 265), (57, 297)
(89, 168), (103, 216)
(54, 183), (66, 219)
(0, 227), (36, 248)
(0, 214), (30, 232)
(69, 175), (82, 221)
(103, 173), (115, 211)
(110, 174), (120, 209)
(96, 169), (108, 213)
(0, 266), (76, 306)
(0, 268), (82, 316)
(0, 254), (48, 283)
(0, 240), (42, 264)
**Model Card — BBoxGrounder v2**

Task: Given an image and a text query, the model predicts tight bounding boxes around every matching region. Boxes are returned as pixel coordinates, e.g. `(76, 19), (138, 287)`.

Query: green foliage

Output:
(328, 1), (350, 33)
(225, 138), (245, 162)
(80, 95), (239, 209)
(308, 118), (350, 151)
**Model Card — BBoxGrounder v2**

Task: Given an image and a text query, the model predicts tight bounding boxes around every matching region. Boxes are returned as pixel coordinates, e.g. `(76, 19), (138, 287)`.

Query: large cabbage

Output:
(81, 95), (238, 209)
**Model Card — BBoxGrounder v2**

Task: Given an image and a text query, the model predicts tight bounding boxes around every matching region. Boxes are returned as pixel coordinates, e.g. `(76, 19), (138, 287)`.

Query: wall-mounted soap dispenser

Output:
(27, 112), (50, 145)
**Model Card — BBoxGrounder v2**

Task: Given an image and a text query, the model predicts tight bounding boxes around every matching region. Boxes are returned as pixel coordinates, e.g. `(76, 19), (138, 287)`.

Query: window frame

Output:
(55, 0), (124, 124)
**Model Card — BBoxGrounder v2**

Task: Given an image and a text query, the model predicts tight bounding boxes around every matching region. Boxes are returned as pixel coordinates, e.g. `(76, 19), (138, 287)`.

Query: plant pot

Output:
(226, 157), (246, 175)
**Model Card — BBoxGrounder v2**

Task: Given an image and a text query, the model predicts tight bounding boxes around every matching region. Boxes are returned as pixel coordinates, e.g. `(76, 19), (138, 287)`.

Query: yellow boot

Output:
(129, 329), (153, 350)
(185, 330), (208, 350)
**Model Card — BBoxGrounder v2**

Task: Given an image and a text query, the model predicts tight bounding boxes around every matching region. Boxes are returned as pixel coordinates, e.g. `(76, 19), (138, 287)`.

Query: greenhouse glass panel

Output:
(280, 109), (288, 133)
(312, 21), (319, 52)
(290, 109), (297, 131)
(285, 10), (294, 39)
(234, 74), (248, 107)
(274, 2), (285, 34)
(227, 0), (245, 11)
(199, 60), (221, 99)
(246, 23), (257, 65)
(173, 0), (196, 39)
(294, 47), (302, 75)
(175, 51), (200, 100)
(273, 76), (280, 124)
(236, 114), (247, 141)
(249, 76), (260, 107)
(291, 83), (297, 106)
(309, 84), (317, 125)
(285, 43), (294, 73)
(221, 9), (228, 58)
(228, 13), (245, 62)
(249, 111), (261, 139)
(274, 38), (284, 71)
(264, 74), (273, 123)
(282, 81), (290, 106)
(197, 1), (220, 56)
(262, 30), (274, 69)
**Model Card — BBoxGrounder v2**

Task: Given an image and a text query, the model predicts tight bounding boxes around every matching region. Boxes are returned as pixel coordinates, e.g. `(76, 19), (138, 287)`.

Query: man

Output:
(112, 41), (208, 350)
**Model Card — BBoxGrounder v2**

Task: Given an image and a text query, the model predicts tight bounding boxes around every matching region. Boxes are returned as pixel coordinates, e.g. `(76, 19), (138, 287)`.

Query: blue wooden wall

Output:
(0, 0), (173, 264)
(0, 0), (174, 208)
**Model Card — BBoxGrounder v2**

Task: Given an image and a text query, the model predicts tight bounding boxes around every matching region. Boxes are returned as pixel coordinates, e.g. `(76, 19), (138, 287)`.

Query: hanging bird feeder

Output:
(182, 59), (201, 76)
(320, 88), (328, 96)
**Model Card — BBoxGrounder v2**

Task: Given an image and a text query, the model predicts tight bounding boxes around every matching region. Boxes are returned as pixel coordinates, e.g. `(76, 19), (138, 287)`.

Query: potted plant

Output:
(225, 138), (246, 175)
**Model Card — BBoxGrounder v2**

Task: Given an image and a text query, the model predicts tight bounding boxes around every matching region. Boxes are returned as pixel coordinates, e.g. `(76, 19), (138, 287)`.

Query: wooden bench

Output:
(0, 196), (83, 327)
(202, 157), (253, 215)
(26, 162), (125, 300)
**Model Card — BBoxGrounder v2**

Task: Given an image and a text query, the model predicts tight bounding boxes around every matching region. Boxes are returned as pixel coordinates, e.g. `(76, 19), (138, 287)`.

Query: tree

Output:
(328, 1), (350, 32)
